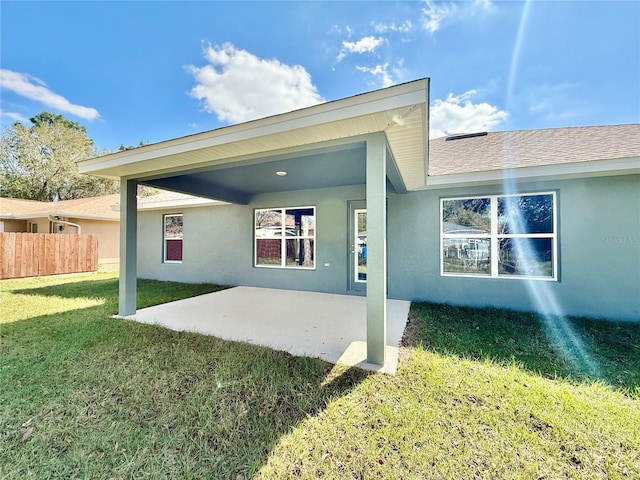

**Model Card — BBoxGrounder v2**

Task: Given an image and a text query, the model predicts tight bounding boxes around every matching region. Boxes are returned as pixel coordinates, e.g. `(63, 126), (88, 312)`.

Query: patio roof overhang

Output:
(78, 79), (429, 204)
(83, 79), (430, 370)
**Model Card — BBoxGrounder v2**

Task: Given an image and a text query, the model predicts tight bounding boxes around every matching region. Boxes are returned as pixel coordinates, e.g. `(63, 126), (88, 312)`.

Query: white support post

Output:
(119, 178), (137, 316)
(366, 134), (387, 366)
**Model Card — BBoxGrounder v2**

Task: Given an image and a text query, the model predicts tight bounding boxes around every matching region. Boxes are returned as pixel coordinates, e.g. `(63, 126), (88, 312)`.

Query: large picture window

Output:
(255, 207), (315, 269)
(163, 214), (183, 262)
(441, 192), (556, 280)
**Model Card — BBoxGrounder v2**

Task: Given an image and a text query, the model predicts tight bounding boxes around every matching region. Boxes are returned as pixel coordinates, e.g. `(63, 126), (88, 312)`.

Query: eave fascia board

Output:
(77, 79), (429, 176)
(421, 156), (640, 189)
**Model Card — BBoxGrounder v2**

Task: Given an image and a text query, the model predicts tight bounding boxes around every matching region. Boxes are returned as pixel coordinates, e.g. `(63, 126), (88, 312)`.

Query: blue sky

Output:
(1, 1), (638, 151)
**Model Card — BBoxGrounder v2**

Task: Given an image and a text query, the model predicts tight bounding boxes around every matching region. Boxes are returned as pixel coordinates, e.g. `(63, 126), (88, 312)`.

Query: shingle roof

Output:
(0, 194), (119, 220)
(428, 124), (640, 176)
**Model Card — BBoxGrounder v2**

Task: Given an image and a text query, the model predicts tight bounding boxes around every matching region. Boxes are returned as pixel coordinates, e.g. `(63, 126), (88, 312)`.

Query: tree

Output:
(0, 112), (118, 201)
(442, 198), (491, 232)
(30, 112), (88, 132)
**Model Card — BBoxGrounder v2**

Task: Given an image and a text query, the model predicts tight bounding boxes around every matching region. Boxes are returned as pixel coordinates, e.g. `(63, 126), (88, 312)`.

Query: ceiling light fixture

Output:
(275, 171), (287, 176)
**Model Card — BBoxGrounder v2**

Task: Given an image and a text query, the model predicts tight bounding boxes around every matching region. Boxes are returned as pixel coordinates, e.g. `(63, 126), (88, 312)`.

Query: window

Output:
(441, 192), (556, 280)
(255, 207), (315, 269)
(163, 214), (183, 262)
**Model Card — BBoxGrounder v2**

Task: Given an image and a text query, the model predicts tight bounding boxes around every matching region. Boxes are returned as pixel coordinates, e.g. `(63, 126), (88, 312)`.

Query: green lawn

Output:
(1, 272), (638, 479)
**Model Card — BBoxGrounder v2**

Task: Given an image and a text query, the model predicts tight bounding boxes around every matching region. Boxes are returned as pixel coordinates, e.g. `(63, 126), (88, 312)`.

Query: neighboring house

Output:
(78, 79), (640, 367)
(0, 194), (120, 263)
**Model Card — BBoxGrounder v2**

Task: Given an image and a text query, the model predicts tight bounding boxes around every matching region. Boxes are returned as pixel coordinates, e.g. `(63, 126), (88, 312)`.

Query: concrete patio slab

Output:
(127, 286), (411, 374)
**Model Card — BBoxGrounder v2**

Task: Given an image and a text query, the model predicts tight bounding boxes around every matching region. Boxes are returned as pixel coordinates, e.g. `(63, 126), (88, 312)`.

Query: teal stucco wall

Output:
(138, 184), (365, 293)
(387, 174), (639, 321)
(137, 174), (639, 321)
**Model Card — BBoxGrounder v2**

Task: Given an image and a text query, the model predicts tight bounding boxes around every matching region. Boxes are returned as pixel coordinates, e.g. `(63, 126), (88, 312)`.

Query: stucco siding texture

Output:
(387, 174), (640, 321)
(137, 175), (639, 321)
(137, 185), (365, 292)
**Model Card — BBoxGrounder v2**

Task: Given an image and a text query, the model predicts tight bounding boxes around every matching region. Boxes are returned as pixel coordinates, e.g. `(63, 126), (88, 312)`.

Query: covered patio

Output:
(78, 79), (429, 369)
(128, 286), (411, 374)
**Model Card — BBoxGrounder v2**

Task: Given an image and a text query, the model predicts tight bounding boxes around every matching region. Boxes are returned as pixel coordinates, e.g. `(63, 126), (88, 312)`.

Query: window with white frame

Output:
(254, 207), (315, 269)
(163, 214), (183, 262)
(441, 192), (556, 279)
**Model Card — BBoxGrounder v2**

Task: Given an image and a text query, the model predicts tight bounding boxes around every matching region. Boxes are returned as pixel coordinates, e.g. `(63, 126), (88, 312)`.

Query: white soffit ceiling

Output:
(385, 104), (427, 191)
(78, 80), (429, 190)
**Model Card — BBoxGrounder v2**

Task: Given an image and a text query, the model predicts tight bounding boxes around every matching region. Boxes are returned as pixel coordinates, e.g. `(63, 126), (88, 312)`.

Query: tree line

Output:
(0, 112), (149, 202)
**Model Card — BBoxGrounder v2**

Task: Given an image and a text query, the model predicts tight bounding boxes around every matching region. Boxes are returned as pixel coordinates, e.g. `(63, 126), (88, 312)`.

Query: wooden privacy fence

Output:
(0, 233), (98, 279)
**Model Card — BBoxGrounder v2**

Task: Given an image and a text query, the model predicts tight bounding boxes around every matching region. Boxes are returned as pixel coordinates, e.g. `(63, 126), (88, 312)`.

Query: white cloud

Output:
(471, 0), (494, 13)
(187, 43), (324, 124)
(337, 36), (384, 62)
(0, 69), (100, 120)
(421, 0), (452, 33)
(430, 90), (508, 138)
(329, 25), (354, 37)
(356, 63), (395, 88)
(421, 0), (493, 34)
(344, 36), (383, 54)
(0, 109), (29, 123)
(372, 20), (413, 33)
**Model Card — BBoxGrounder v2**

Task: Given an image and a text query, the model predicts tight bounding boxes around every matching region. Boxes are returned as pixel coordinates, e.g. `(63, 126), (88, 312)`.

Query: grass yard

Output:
(1, 272), (638, 479)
